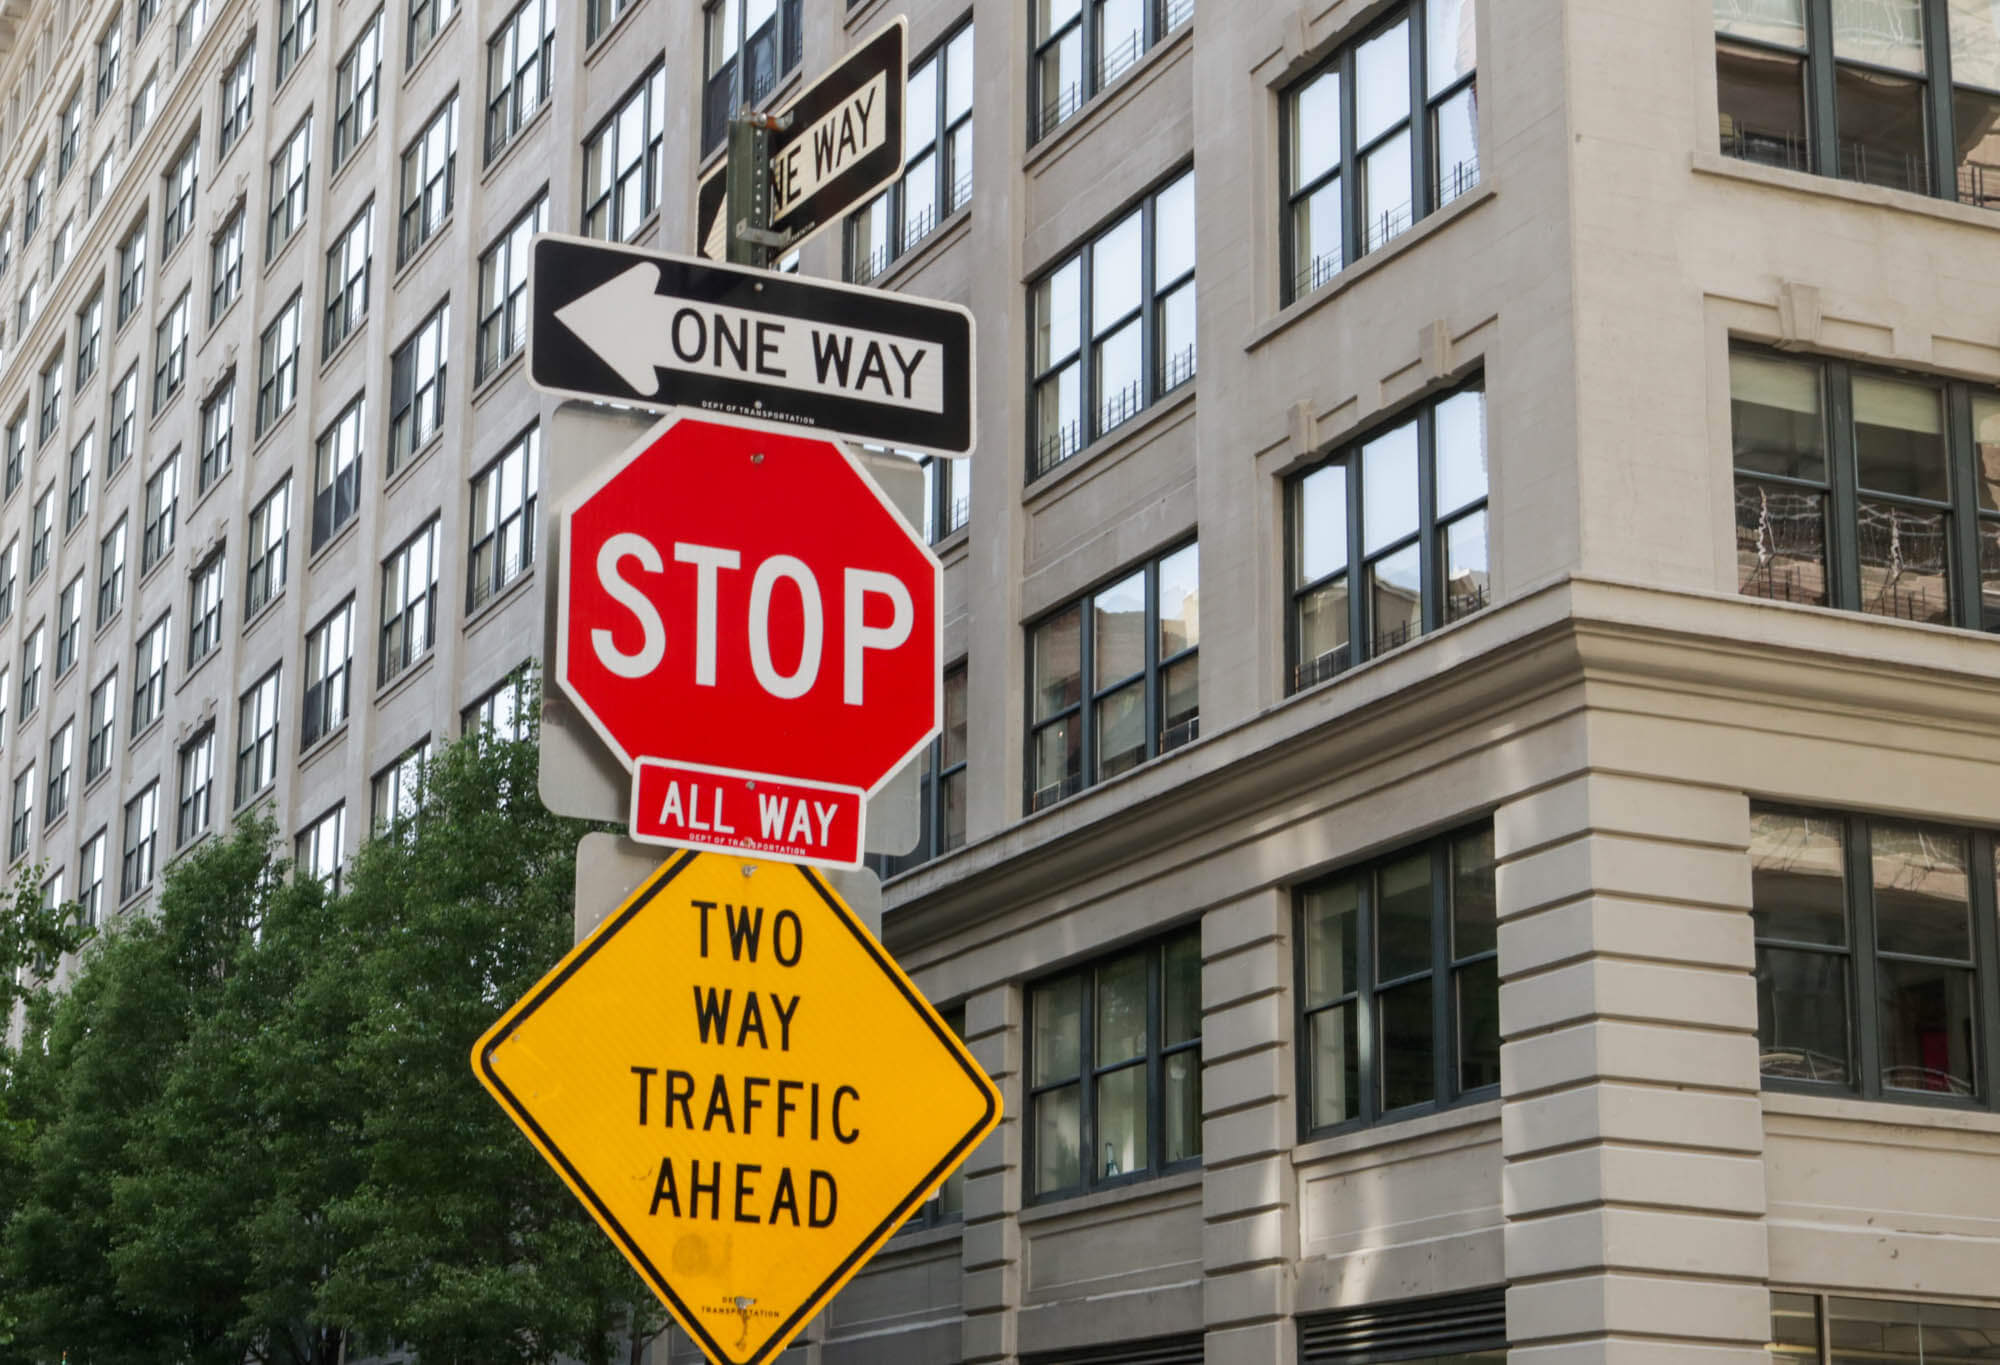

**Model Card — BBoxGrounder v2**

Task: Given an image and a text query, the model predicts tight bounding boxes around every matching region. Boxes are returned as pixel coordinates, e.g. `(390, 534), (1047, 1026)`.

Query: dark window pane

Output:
(1456, 958), (1500, 1091)
(1770, 1291), (1822, 1361)
(1163, 1051), (1200, 1163)
(1033, 716), (1082, 806)
(1298, 577), (1352, 685)
(1292, 177), (1343, 295)
(1853, 376), (1948, 500)
(1751, 808), (1848, 945)
(1836, 65), (1930, 194)
(1953, 86), (2000, 207)
(1303, 876), (1360, 1007)
(1094, 681), (1145, 781)
(1871, 822), (1972, 960)
(1451, 826), (1497, 958)
(1737, 478), (1830, 605)
(1973, 395), (2000, 510)
(1379, 977), (1435, 1110)
(1310, 1002), (1360, 1128)
(1731, 352), (1827, 481)
(1376, 851), (1434, 981)
(1095, 950), (1149, 1065)
(1033, 974), (1082, 1084)
(1034, 1085), (1081, 1192)
(1161, 656), (1198, 751)
(1856, 499), (1951, 624)
(1033, 606), (1082, 719)
(1825, 1297), (2000, 1365)
(1981, 519), (2000, 626)
(1756, 944), (1852, 1084)
(1368, 543), (1423, 655)
(1162, 931), (1201, 1046)
(1878, 960), (1977, 1095)
(1095, 1063), (1146, 1178)
(1718, 42), (1812, 171)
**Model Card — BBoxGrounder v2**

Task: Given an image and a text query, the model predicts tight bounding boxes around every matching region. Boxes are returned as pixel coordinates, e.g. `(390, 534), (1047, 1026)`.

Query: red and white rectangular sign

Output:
(629, 759), (865, 869)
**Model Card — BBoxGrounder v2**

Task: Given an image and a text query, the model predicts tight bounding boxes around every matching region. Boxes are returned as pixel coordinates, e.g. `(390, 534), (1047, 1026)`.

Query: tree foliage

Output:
(0, 718), (662, 1364)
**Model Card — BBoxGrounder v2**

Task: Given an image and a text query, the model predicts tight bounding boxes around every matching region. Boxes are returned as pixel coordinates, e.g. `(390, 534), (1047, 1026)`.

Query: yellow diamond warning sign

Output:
(472, 849), (1001, 1365)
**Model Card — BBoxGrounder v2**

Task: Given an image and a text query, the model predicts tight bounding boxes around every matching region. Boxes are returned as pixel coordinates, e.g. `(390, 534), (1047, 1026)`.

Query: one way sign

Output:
(529, 234), (975, 457)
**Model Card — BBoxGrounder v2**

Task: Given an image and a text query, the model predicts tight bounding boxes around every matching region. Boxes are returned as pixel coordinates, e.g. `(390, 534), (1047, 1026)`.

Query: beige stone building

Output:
(4, 0), (2000, 1361)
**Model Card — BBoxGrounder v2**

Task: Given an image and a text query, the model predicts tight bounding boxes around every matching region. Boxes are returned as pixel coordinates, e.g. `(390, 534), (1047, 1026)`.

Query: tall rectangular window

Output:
(39, 354), (64, 445)
(188, 548), (225, 664)
(245, 478), (290, 616)
(209, 210), (243, 323)
(333, 14), (383, 170)
(323, 202), (372, 356)
(29, 488), (53, 580)
(87, 672), (116, 779)
(46, 722), (73, 824)
(277, 0), (316, 82)
(18, 275), (43, 339)
(468, 424), (539, 607)
(1027, 927), (1201, 1198)
(1283, 0), (1479, 302)
(55, 573), (83, 674)
(1288, 381), (1490, 691)
(266, 116), (312, 258)
(1731, 348), (2000, 631)
(107, 368), (137, 472)
(97, 519), (126, 626)
(476, 193), (546, 379)
(1028, 541), (1199, 811)
(1030, 171), (1195, 476)
(58, 87), (83, 181)
(389, 303), (448, 471)
(586, 0), (630, 45)
(10, 766), (35, 861)
(79, 829), (106, 927)
(582, 66), (665, 241)
(848, 24), (974, 284)
(200, 379), (234, 490)
(869, 664), (969, 879)
(129, 71), (158, 144)
(22, 157), (47, 239)
(87, 149), (116, 218)
(4, 412), (24, 497)
(49, 214), (76, 279)
(1298, 823), (1499, 1134)
(117, 218), (147, 326)
(133, 613), (170, 733)
(380, 519), (439, 684)
(236, 667), (280, 803)
(302, 598), (352, 746)
(142, 456), (178, 572)
(700, 0), (803, 154)
(0, 539), (14, 625)
(76, 292), (102, 384)
(97, 18), (123, 113)
(154, 289), (189, 410)
(176, 0), (211, 63)
(1032, 0), (1196, 143)
(372, 739), (430, 829)
(314, 397), (364, 549)
(398, 96), (458, 264)
(486, 0), (554, 161)
(408, 0), (459, 65)
(257, 295), (301, 434)
(218, 40), (255, 155)
(64, 431), (93, 532)
(463, 666), (530, 741)
(177, 725), (213, 844)
(296, 803), (345, 892)
(121, 781), (158, 899)
(162, 136), (199, 256)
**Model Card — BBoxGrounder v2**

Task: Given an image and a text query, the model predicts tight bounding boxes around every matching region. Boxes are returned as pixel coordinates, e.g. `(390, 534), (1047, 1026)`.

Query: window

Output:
(138, 0), (160, 36)
(153, 289), (189, 409)
(463, 666), (529, 741)
(1032, 0), (1195, 143)
(96, 18), (122, 113)
(372, 738), (429, 829)
(106, 368), (136, 472)
(313, 398), (364, 550)
(266, 116), (311, 258)
(277, 0), (316, 82)
(323, 202), (371, 355)
(1030, 170), (1196, 475)
(333, 14), (382, 170)
(218, 41), (254, 155)
(476, 193), (546, 378)
(19, 624), (43, 717)
(121, 781), (158, 898)
(78, 828), (105, 927)
(133, 614), (169, 732)
(39, 354), (63, 445)
(129, 71), (158, 144)
(380, 519), (438, 684)
(296, 803), (345, 893)
(700, 0), (803, 155)
(848, 25), (974, 284)
(915, 452), (970, 543)
(3, 413), (21, 497)
(468, 424), (538, 606)
(389, 303), (448, 470)
(302, 598), (352, 746)
(1716, 0), (2000, 206)
(1732, 349), (2000, 630)
(209, 211), (243, 323)
(0, 216), (10, 285)
(65, 431), (92, 532)
(408, 0), (458, 65)
(9, 766), (33, 861)
(87, 148), (115, 218)
(162, 136), (199, 256)
(236, 667), (280, 803)
(188, 549), (224, 663)
(486, 0), (554, 160)
(256, 296), (301, 434)
(176, 0), (211, 63)
(142, 456), (178, 571)
(76, 291), (102, 384)
(1770, 1292), (2000, 1365)
(1028, 541), (1199, 811)
(398, 96), (457, 263)
(87, 672), (115, 779)
(22, 157), (46, 239)
(586, 0), (631, 45)
(58, 86), (83, 180)
(49, 213), (75, 277)
(97, 520), (126, 626)
(55, 573), (82, 674)
(29, 488), (53, 579)
(582, 66), (665, 241)
(1299, 1290), (1506, 1365)
(176, 725), (213, 844)
(1027, 927), (1200, 1198)
(1298, 823), (1499, 1134)
(869, 664), (968, 879)
(1288, 382), (1489, 692)
(46, 721), (73, 823)
(18, 276), (42, 338)
(117, 218), (146, 325)
(0, 539), (15, 623)
(245, 478), (289, 615)
(1752, 804), (2000, 1104)
(1284, 1), (1479, 302)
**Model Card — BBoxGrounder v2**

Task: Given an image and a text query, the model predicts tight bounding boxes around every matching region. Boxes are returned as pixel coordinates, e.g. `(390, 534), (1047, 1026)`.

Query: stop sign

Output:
(557, 414), (941, 866)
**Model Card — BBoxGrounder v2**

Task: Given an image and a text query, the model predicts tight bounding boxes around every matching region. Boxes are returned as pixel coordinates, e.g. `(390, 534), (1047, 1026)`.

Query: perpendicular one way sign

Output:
(529, 234), (975, 457)
(473, 850), (1002, 1365)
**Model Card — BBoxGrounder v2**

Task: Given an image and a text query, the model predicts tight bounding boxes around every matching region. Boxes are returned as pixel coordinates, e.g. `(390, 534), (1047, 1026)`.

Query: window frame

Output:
(161, 134), (200, 257)
(845, 22), (974, 285)
(244, 476), (290, 617)
(54, 571), (83, 674)
(868, 661), (968, 879)
(187, 547), (225, 664)
(467, 422), (539, 608)
(218, 39), (255, 155)
(132, 613), (170, 734)
(313, 396), (364, 550)
(699, 0), (804, 156)
(301, 597), (353, 747)
(322, 201), (372, 356)
(379, 518), (440, 686)
(97, 518), (126, 626)
(265, 115), (312, 260)
(407, 0), (459, 68)
(332, 13), (383, 170)
(116, 217), (147, 327)
(107, 366), (137, 472)
(177, 724), (214, 845)
(485, 0), (554, 162)
(1030, 0), (1196, 145)
(581, 66), (665, 242)
(121, 780), (158, 900)
(46, 720), (73, 824)
(200, 377), (234, 491)
(397, 95), (458, 265)
(235, 666), (281, 805)
(277, 0), (316, 83)
(76, 290), (102, 384)
(388, 301), (449, 471)
(153, 288), (190, 411)
(64, 431), (93, 533)
(209, 208), (244, 324)
(476, 192), (547, 379)
(87, 670), (116, 780)
(256, 294), (302, 435)
(96, 17), (123, 114)
(296, 802), (346, 893)
(142, 456), (177, 572)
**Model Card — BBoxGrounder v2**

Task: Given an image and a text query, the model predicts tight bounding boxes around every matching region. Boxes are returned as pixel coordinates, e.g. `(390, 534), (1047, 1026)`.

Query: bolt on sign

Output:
(473, 850), (1002, 1365)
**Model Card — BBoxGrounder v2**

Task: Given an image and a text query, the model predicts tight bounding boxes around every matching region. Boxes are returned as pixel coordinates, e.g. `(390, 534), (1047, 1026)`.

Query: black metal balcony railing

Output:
(942, 494), (970, 539)
(1159, 714), (1198, 754)
(1034, 420), (1085, 479)
(1161, 343), (1196, 395)
(1036, 81), (1084, 143)
(1294, 248), (1343, 300)
(1438, 152), (1481, 208)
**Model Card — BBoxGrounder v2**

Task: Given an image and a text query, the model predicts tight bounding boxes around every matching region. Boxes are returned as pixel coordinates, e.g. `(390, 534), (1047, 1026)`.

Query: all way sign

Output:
(698, 19), (907, 262)
(529, 233), (974, 456)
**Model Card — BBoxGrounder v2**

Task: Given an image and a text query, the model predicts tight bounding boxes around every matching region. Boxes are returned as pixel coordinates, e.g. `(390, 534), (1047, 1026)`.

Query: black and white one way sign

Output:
(529, 234), (975, 457)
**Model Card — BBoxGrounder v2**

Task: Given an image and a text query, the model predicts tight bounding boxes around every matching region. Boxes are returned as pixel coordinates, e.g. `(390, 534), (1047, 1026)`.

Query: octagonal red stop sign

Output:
(557, 414), (940, 867)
